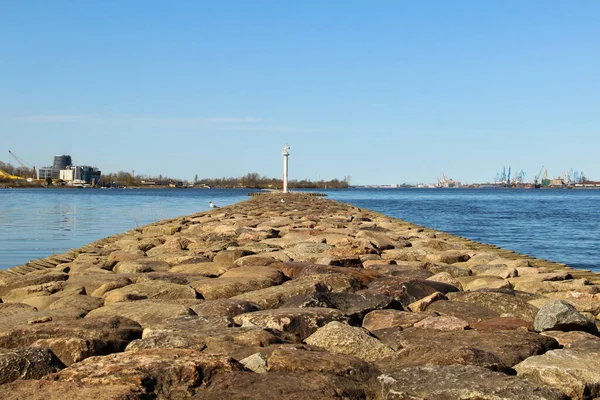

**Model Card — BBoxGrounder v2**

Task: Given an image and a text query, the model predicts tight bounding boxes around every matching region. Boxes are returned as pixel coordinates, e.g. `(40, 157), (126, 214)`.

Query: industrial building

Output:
(39, 155), (101, 185)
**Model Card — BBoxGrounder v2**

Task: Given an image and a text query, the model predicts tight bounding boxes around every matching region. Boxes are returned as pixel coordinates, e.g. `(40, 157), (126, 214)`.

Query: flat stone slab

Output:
(378, 365), (568, 399)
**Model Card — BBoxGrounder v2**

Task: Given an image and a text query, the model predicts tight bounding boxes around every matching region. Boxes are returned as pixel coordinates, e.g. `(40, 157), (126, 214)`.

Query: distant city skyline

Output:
(1, 1), (598, 185)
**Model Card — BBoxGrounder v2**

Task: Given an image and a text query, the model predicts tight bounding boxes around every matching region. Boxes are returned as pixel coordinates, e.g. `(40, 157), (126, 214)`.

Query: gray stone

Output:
(239, 352), (268, 373)
(534, 299), (597, 333)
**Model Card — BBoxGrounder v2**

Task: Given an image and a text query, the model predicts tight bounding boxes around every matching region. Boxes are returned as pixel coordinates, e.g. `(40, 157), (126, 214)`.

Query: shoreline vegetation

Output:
(0, 164), (350, 189)
(0, 193), (599, 398)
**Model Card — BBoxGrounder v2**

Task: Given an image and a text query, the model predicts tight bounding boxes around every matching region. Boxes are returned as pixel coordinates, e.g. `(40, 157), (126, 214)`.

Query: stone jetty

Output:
(0, 193), (599, 399)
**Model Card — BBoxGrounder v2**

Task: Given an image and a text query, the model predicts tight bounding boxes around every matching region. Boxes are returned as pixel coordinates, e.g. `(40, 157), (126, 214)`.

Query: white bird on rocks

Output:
(209, 201), (219, 209)
(280, 198), (285, 203)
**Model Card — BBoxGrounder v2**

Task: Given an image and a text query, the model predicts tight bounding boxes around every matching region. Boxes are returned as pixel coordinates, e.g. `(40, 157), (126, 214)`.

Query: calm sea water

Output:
(0, 188), (599, 272)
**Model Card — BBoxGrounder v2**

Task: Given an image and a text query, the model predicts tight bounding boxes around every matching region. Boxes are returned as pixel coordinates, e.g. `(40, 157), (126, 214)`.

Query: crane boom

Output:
(8, 150), (37, 179)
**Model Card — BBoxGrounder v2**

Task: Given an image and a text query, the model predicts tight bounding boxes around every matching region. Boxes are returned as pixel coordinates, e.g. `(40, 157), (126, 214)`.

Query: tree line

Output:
(0, 161), (35, 179)
(0, 160), (349, 189)
(100, 171), (349, 189)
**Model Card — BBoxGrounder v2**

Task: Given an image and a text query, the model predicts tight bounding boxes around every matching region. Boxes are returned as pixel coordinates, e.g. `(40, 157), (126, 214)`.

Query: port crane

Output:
(534, 166), (544, 187)
(8, 150), (37, 179)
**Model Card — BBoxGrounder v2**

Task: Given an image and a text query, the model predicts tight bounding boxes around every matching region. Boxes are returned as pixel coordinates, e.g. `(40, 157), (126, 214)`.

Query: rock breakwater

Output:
(0, 193), (599, 399)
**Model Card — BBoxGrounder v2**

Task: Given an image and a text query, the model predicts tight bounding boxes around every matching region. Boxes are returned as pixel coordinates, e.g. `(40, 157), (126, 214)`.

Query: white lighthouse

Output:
(282, 144), (290, 193)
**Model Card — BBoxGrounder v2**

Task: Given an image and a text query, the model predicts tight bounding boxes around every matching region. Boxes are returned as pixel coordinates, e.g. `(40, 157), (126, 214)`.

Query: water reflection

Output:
(0, 188), (251, 269)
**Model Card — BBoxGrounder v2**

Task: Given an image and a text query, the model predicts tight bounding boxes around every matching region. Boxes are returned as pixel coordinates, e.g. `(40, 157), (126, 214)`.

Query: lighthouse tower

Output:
(282, 144), (290, 193)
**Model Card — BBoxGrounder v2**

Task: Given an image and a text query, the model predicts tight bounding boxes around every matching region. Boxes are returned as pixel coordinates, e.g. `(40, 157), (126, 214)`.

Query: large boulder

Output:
(378, 365), (568, 400)
(0, 302), (38, 317)
(0, 347), (64, 385)
(362, 310), (434, 332)
(0, 273), (69, 298)
(376, 327), (558, 368)
(515, 343), (600, 399)
(191, 298), (261, 318)
(359, 278), (442, 308)
(197, 371), (378, 400)
(233, 308), (347, 341)
(190, 266), (285, 300)
(534, 299), (597, 333)
(49, 349), (242, 398)
(128, 324), (280, 359)
(84, 300), (195, 328)
(0, 380), (141, 400)
(266, 345), (380, 382)
(425, 300), (500, 323)
(0, 315), (142, 366)
(281, 291), (401, 323)
(47, 294), (104, 312)
(232, 274), (361, 310)
(304, 321), (396, 362)
(102, 281), (198, 304)
(447, 290), (539, 322)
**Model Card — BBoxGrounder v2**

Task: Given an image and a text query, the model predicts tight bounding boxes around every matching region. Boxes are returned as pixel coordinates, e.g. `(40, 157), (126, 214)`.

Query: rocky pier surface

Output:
(1, 193), (599, 399)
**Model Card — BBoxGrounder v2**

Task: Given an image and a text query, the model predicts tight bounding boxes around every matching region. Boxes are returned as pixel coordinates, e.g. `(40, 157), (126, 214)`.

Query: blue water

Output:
(0, 188), (255, 270)
(1, 188), (599, 272)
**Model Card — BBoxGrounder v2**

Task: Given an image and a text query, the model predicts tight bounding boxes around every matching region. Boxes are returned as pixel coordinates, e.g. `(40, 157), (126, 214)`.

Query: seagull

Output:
(280, 198), (285, 203)
(209, 201), (219, 209)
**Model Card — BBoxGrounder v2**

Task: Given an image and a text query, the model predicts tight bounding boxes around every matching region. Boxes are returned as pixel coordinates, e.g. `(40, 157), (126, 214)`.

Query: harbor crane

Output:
(8, 150), (37, 179)
(534, 165), (544, 187)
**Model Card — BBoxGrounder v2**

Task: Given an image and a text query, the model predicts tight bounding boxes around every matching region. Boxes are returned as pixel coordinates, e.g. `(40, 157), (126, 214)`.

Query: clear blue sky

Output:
(1, 1), (598, 185)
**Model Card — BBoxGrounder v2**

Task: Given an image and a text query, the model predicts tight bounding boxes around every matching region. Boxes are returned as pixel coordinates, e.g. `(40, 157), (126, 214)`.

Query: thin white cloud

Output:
(14, 113), (343, 134)
(19, 114), (263, 125)
(21, 114), (103, 123)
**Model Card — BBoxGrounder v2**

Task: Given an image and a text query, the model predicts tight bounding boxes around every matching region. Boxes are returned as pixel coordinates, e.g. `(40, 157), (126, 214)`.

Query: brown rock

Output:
(102, 281), (198, 304)
(0, 315), (142, 365)
(53, 349), (243, 398)
(233, 308), (347, 341)
(447, 290), (539, 322)
(168, 262), (235, 276)
(359, 278), (440, 308)
(213, 249), (255, 264)
(113, 258), (171, 274)
(191, 270), (284, 300)
(304, 321), (396, 362)
(0, 379), (143, 400)
(471, 316), (534, 331)
(0, 273), (69, 298)
(470, 263), (518, 278)
(425, 250), (471, 264)
(233, 252), (291, 267)
(386, 327), (558, 367)
(89, 278), (132, 297)
(281, 291), (401, 323)
(407, 291), (447, 312)
(266, 345), (381, 382)
(232, 273), (361, 309)
(462, 276), (513, 291)
(362, 310), (434, 332)
(84, 299), (195, 328)
(426, 300), (500, 323)
(191, 298), (261, 318)
(0, 347), (64, 385)
(42, 294), (103, 313)
(0, 302), (38, 316)
(197, 371), (377, 400)
(2, 281), (68, 303)
(378, 365), (568, 400)
(413, 315), (469, 331)
(515, 345), (600, 400)
(541, 330), (600, 349)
